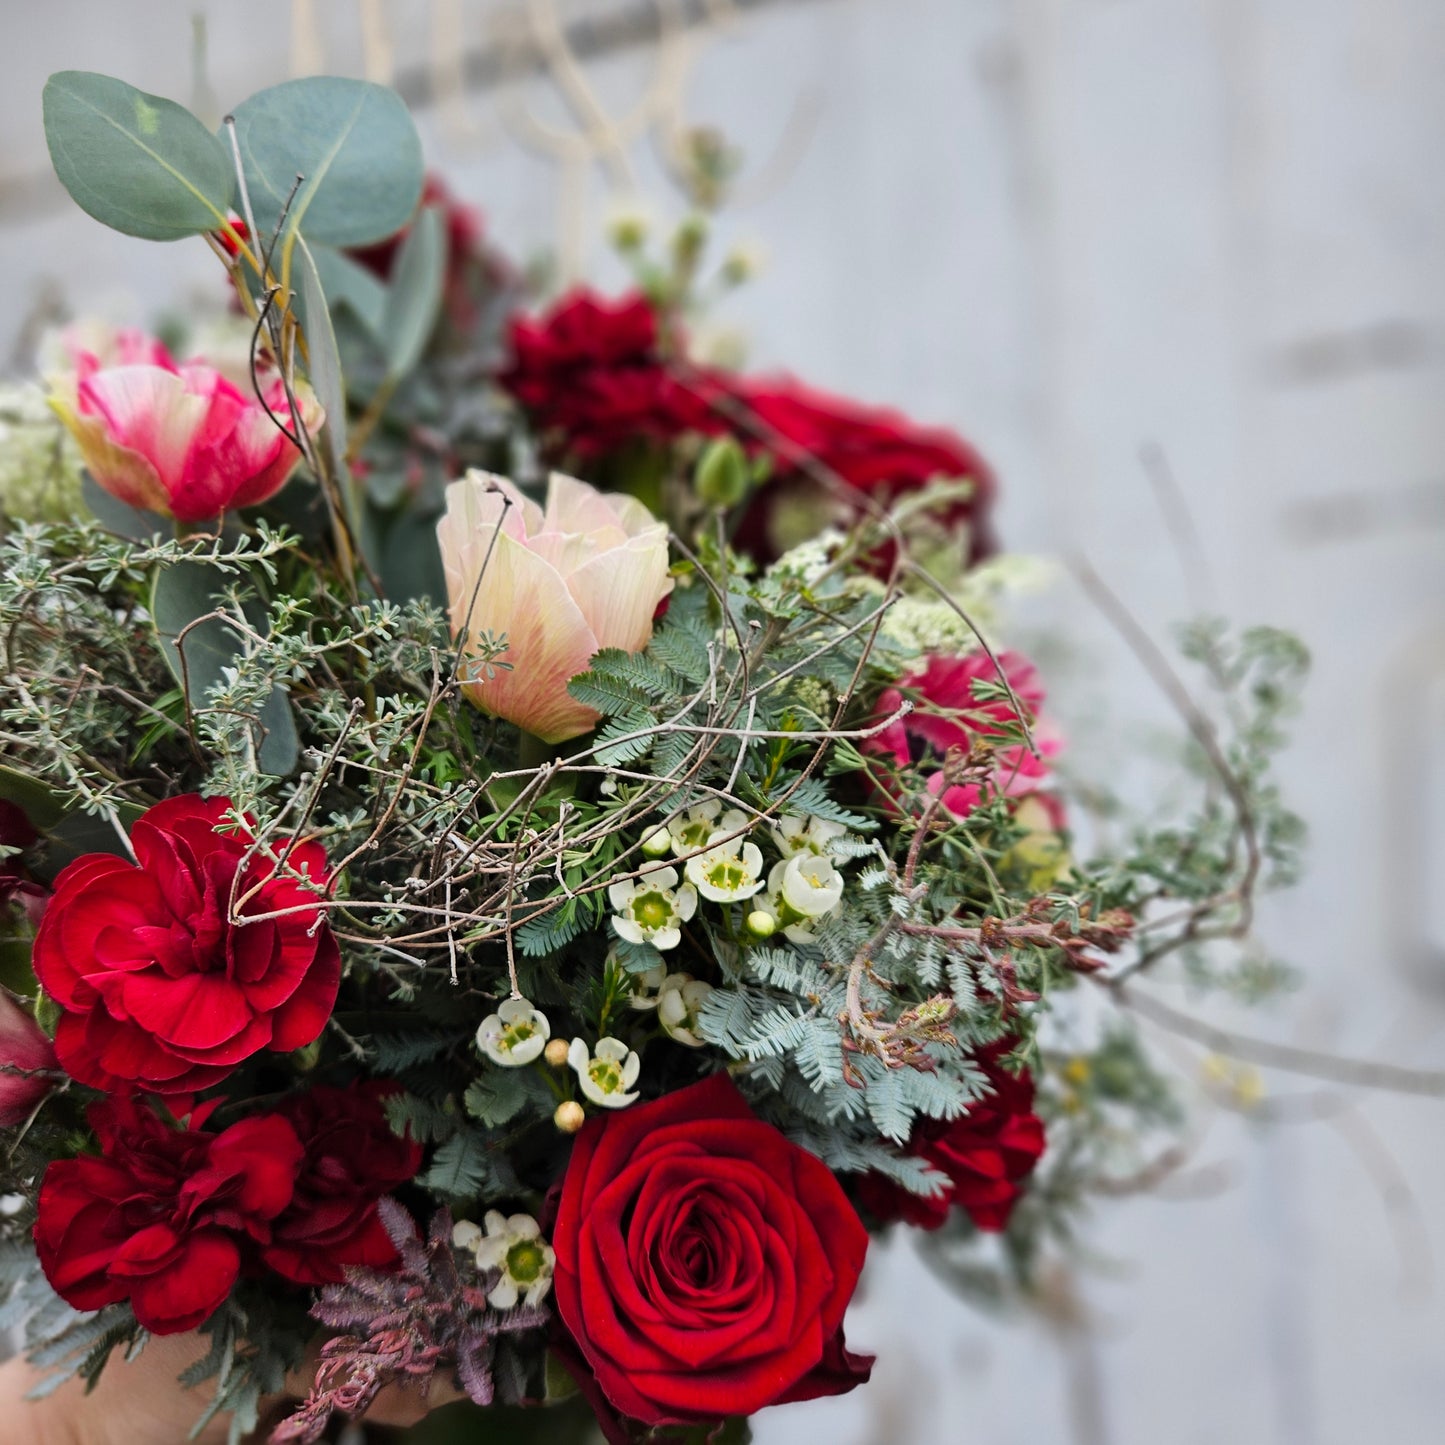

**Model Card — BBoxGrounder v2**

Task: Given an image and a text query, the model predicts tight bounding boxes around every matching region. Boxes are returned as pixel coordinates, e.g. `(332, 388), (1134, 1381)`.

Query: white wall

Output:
(2, 3), (1442, 1442)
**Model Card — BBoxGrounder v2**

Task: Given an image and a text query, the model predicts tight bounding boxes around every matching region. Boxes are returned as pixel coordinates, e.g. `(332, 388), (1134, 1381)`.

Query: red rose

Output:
(867, 650), (1057, 820)
(856, 1047), (1045, 1231)
(499, 289), (720, 457)
(552, 1072), (873, 1433)
(729, 376), (995, 564)
(261, 1082), (423, 1285)
(0, 989), (58, 1127)
(34, 1097), (302, 1334)
(32, 794), (340, 1095)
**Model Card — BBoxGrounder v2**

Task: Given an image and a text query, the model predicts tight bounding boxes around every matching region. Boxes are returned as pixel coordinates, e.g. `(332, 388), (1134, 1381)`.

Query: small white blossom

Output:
(754, 854), (845, 944)
(657, 973), (713, 1048)
(451, 1218), (483, 1252)
(626, 960), (668, 1010)
(666, 800), (749, 857)
(608, 864), (697, 951)
(471, 1211), (556, 1309)
(568, 1036), (641, 1108)
(770, 813), (849, 859)
(685, 834), (766, 903)
(475, 996), (550, 1066)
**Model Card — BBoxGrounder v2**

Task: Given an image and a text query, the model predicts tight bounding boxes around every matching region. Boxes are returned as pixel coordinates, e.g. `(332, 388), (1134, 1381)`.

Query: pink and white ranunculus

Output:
(438, 470), (673, 743)
(48, 331), (322, 524)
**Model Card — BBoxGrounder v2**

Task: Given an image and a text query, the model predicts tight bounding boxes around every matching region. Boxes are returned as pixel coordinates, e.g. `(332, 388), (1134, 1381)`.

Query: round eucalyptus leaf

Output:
(228, 77), (424, 248)
(43, 71), (234, 240)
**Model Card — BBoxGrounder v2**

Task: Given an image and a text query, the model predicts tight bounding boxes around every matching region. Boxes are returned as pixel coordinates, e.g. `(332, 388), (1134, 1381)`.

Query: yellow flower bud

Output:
(554, 1100), (586, 1134)
(544, 1038), (571, 1069)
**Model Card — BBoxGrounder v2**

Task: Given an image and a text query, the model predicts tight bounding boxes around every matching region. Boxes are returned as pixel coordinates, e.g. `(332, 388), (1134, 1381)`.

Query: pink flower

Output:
(48, 331), (322, 524)
(868, 651), (1058, 819)
(0, 990), (58, 1128)
(437, 470), (673, 743)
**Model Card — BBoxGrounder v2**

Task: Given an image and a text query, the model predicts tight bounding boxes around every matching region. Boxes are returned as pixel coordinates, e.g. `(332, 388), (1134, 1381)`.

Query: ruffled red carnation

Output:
(34, 1097), (303, 1334)
(856, 1046), (1045, 1232)
(32, 794), (340, 1095)
(261, 1082), (423, 1285)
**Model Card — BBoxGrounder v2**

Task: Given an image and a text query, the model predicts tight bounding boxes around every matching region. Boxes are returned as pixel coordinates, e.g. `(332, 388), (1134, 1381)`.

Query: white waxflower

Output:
(626, 960), (669, 1010)
(472, 1211), (556, 1309)
(568, 1036), (641, 1108)
(755, 854), (845, 944)
(451, 1218), (483, 1252)
(475, 996), (551, 1066)
(770, 813), (848, 859)
(657, 973), (713, 1048)
(685, 833), (766, 903)
(666, 800), (749, 857)
(608, 864), (697, 951)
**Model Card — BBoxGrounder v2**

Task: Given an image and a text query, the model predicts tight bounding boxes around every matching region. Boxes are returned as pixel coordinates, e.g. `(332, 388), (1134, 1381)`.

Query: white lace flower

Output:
(770, 813), (848, 859)
(684, 833), (766, 903)
(666, 800), (749, 857)
(626, 960), (669, 1010)
(754, 854), (845, 944)
(475, 996), (550, 1066)
(657, 973), (713, 1048)
(568, 1036), (641, 1108)
(608, 864), (697, 951)
(471, 1211), (556, 1309)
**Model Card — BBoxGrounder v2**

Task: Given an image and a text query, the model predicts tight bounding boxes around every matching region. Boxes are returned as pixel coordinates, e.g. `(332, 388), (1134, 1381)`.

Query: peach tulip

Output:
(438, 470), (673, 743)
(48, 333), (322, 524)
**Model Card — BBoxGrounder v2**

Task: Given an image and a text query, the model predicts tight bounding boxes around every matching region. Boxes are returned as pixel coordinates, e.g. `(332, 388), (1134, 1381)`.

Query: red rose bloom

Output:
(856, 1047), (1045, 1232)
(730, 376), (995, 564)
(261, 1082), (423, 1285)
(867, 650), (1057, 820)
(32, 794), (340, 1095)
(500, 289), (720, 457)
(553, 1072), (873, 1434)
(34, 1097), (302, 1334)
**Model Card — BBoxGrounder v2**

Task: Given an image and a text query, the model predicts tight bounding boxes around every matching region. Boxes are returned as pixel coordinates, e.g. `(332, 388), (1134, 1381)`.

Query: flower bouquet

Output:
(0, 68), (1308, 1444)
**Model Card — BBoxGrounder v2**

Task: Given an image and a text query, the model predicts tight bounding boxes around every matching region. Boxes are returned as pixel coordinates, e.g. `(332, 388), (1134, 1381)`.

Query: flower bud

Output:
(640, 825), (672, 858)
(554, 1100), (586, 1134)
(695, 437), (749, 509)
(745, 910), (776, 939)
(544, 1037), (571, 1069)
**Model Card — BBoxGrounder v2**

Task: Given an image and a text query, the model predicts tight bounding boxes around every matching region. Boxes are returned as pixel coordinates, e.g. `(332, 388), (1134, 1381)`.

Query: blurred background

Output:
(2, 1), (1443, 1441)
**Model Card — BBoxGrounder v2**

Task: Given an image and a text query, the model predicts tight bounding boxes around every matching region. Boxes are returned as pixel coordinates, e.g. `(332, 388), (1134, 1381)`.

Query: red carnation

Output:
(261, 1082), (423, 1286)
(867, 650), (1057, 820)
(34, 1097), (303, 1334)
(856, 1047), (1045, 1232)
(499, 288), (721, 457)
(730, 376), (995, 564)
(552, 1072), (873, 1435)
(32, 794), (340, 1095)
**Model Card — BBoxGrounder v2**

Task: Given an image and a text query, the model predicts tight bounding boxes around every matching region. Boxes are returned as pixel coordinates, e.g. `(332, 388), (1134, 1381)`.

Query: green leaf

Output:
(382, 204), (445, 380)
(310, 245), (388, 338)
(420, 1129), (494, 1200)
(294, 236), (349, 486)
(80, 473), (164, 541)
(228, 76), (423, 248)
(150, 561), (299, 776)
(43, 71), (234, 240)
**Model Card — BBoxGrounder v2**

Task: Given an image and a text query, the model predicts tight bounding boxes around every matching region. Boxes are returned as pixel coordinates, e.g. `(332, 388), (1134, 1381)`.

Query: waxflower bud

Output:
(544, 1038), (571, 1068)
(640, 824), (673, 858)
(554, 1100), (586, 1134)
(695, 437), (749, 509)
(745, 910), (777, 939)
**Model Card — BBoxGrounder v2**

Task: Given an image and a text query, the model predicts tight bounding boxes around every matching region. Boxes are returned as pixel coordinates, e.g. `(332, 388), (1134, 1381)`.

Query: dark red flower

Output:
(553, 1072), (872, 1434)
(0, 989), (58, 1128)
(32, 794), (340, 1095)
(261, 1082), (423, 1286)
(0, 799), (48, 929)
(499, 289), (721, 457)
(855, 1047), (1045, 1232)
(729, 376), (995, 564)
(34, 1097), (303, 1334)
(867, 650), (1057, 820)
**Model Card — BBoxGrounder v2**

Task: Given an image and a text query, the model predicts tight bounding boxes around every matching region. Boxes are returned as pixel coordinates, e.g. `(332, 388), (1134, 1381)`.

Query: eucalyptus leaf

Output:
(43, 71), (234, 240)
(382, 204), (444, 381)
(310, 246), (388, 339)
(0, 765), (146, 877)
(151, 561), (299, 776)
(228, 76), (423, 248)
(294, 236), (349, 483)
(81, 473), (165, 541)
